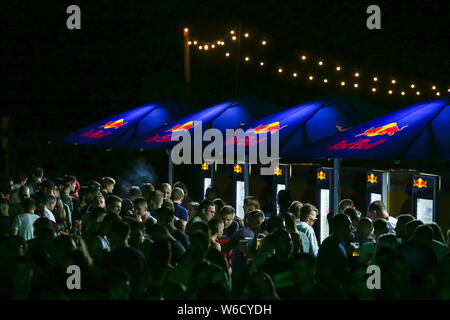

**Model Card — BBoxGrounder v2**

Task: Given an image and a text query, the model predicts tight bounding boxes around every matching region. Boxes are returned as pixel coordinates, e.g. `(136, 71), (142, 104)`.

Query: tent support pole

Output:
(333, 158), (341, 216)
(167, 150), (174, 186)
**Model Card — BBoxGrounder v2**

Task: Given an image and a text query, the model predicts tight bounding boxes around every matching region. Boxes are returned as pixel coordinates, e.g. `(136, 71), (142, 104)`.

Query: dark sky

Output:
(2, 0), (449, 175)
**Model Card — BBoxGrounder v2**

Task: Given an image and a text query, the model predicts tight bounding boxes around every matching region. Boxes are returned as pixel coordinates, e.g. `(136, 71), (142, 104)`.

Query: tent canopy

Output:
(283, 97), (450, 160)
(57, 100), (190, 148)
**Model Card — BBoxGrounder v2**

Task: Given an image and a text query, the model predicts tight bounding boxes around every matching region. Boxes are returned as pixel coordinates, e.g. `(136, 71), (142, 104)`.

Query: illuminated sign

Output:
(234, 164), (242, 173)
(413, 178), (427, 189)
(317, 171), (326, 180)
(80, 130), (112, 139)
(80, 118), (128, 139)
(201, 163), (209, 171)
(250, 122), (287, 134)
(329, 122), (408, 151)
(145, 121), (196, 143)
(368, 173), (377, 184)
(274, 167), (282, 176)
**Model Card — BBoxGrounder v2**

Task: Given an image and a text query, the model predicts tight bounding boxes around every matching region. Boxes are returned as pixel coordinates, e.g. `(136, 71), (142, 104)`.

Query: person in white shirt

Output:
(12, 198), (39, 241)
(367, 200), (397, 234)
(43, 194), (57, 223)
(296, 204), (319, 256)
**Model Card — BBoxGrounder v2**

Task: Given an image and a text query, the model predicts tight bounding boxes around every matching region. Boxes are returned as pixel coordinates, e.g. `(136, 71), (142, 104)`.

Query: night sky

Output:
(2, 0), (449, 182)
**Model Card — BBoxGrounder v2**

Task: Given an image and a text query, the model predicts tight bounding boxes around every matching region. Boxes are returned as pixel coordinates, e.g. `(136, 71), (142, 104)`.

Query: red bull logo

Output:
(274, 167), (282, 176)
(413, 178), (427, 188)
(100, 119), (128, 130)
(146, 121), (196, 143)
(201, 163), (209, 171)
(234, 165), (242, 173)
(317, 171), (326, 180)
(356, 122), (407, 137)
(80, 130), (112, 139)
(368, 173), (377, 184)
(251, 122), (287, 134)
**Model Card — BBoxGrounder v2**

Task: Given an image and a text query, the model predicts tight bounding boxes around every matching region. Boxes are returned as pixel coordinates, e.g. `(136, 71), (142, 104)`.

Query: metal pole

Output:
(333, 158), (341, 215)
(184, 28), (190, 84)
(167, 149), (174, 186)
(234, 21), (242, 96)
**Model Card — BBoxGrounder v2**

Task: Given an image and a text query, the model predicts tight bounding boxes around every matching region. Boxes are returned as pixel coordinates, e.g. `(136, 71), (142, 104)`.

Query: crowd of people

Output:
(0, 167), (449, 300)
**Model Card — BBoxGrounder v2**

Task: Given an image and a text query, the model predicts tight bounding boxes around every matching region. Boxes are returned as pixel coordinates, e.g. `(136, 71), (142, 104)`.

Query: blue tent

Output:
(121, 97), (280, 150)
(224, 95), (386, 156)
(57, 101), (190, 148)
(283, 98), (450, 160)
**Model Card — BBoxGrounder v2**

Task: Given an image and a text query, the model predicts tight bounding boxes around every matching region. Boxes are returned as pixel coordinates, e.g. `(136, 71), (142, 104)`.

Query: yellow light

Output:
(184, 28), (189, 33)
(293, 73), (298, 77)
(432, 85), (436, 90)
(436, 92), (440, 96)
(232, 36), (237, 41)
(193, 41), (197, 45)
(318, 61), (324, 66)
(211, 44), (215, 48)
(336, 66), (341, 71)
(388, 90), (393, 94)
(372, 88), (377, 92)
(448, 88), (450, 92)
(341, 81), (346, 86)
(354, 72), (359, 77)
(301, 55), (307, 60)
(204, 45), (208, 50)
(416, 91), (420, 95)
(373, 77), (378, 82)
(401, 91), (405, 95)
(188, 41), (192, 45)
(391, 79), (396, 84)
(354, 83), (358, 88)
(260, 62), (264, 66)
(244, 56), (250, 61)
(244, 33), (249, 38)
(410, 84), (415, 88)
(230, 30), (235, 35)
(225, 52), (230, 57)
(262, 40), (267, 45)
(308, 75), (314, 80)
(217, 41), (221, 45)
(323, 78), (328, 83)
(199, 46), (203, 50)
(278, 68), (283, 73)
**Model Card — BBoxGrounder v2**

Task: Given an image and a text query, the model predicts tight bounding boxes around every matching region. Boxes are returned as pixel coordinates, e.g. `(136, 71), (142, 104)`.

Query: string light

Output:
(189, 28), (444, 99)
